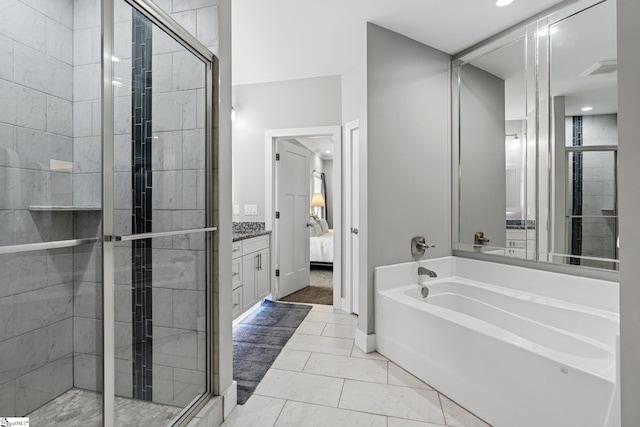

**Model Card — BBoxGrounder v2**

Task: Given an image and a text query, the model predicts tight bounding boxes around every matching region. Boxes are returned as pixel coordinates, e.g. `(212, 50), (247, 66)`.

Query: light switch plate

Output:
(244, 204), (258, 215)
(233, 205), (239, 215)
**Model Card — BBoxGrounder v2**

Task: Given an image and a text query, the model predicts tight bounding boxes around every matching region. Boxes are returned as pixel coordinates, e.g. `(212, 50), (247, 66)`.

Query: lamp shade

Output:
(310, 193), (325, 207)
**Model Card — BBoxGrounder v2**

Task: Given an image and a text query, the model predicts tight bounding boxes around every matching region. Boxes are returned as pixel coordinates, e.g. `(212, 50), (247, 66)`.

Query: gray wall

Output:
(232, 76), (342, 223)
(216, 0), (234, 404)
(617, 0), (640, 423)
(341, 65), (361, 124)
(459, 64), (506, 248)
(365, 23), (451, 334)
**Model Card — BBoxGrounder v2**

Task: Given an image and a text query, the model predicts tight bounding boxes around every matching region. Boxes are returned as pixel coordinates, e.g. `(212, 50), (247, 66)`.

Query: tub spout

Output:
(418, 267), (437, 278)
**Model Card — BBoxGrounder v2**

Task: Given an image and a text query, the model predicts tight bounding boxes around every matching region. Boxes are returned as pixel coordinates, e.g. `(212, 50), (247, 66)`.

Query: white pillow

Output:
(309, 217), (322, 236)
(317, 218), (329, 234)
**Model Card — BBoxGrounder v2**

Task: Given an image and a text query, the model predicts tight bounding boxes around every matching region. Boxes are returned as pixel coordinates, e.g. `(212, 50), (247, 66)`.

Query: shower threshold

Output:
(27, 388), (182, 426)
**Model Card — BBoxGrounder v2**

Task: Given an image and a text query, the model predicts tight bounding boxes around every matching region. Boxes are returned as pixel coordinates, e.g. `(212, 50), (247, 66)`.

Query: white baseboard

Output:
(222, 381), (237, 419)
(355, 329), (376, 353)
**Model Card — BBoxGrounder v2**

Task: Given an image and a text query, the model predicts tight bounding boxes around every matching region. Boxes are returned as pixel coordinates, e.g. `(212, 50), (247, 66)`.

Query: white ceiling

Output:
(232, 0), (566, 86)
(467, 0), (617, 118)
(294, 136), (334, 160)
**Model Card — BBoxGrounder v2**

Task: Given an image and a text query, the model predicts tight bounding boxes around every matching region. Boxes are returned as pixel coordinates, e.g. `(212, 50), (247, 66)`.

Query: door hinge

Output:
(275, 211), (280, 219)
(275, 153), (280, 161)
(275, 269), (280, 277)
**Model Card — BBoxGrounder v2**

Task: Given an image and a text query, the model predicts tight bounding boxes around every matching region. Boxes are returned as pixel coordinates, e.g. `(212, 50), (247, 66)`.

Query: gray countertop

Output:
(232, 230), (271, 242)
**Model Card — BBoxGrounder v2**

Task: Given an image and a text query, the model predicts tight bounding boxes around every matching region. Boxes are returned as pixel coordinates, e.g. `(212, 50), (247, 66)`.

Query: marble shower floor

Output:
(222, 304), (492, 427)
(27, 388), (183, 427)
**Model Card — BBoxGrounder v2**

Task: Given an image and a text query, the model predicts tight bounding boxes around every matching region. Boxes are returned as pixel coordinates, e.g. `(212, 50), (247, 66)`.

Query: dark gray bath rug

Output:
(233, 300), (311, 404)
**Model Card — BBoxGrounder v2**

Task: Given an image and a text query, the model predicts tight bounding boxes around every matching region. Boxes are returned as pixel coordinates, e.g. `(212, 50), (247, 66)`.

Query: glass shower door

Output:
(103, 0), (215, 425)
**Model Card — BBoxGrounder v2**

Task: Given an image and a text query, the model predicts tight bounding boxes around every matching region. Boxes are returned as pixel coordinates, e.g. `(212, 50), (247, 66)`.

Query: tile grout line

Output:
(437, 392), (449, 426)
(336, 378), (346, 408)
(300, 350), (313, 372)
(270, 398), (288, 427)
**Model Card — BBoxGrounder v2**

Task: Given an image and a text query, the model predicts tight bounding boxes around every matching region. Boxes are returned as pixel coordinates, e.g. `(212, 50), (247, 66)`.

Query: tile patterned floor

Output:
(26, 388), (182, 427)
(222, 304), (492, 427)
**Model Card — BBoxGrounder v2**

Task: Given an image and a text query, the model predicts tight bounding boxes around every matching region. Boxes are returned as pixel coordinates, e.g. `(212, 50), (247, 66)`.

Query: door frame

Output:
(265, 126), (342, 310)
(343, 119), (360, 315)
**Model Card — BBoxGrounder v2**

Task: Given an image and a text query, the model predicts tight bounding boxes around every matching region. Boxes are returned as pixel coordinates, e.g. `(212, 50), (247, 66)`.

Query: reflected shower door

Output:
(566, 149), (618, 269)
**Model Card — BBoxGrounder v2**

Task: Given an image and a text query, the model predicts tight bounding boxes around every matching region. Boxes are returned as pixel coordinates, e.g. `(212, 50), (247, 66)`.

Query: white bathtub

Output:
(374, 256), (619, 427)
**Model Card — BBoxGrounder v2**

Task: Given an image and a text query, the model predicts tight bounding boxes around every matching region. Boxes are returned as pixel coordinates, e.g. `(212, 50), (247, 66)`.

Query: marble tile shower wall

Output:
(0, 0), (75, 417)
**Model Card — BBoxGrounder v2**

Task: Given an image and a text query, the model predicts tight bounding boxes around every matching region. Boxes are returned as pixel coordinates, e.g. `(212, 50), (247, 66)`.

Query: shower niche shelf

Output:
(29, 205), (102, 212)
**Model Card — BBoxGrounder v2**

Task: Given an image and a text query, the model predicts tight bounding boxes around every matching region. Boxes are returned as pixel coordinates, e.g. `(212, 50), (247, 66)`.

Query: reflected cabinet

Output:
(452, 0), (618, 271)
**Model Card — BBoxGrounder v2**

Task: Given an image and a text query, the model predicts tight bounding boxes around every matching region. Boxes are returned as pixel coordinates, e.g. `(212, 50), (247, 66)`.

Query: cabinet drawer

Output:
(232, 241), (242, 259)
(232, 287), (242, 318)
(242, 235), (269, 254)
(506, 239), (526, 249)
(232, 258), (242, 290)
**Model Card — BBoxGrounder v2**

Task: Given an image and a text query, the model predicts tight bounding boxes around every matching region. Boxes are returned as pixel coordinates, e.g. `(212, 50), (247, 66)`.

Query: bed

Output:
(309, 214), (333, 268)
(310, 229), (334, 268)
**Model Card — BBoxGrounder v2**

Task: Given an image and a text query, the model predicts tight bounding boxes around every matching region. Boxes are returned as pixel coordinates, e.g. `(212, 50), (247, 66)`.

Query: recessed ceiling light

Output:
(538, 27), (558, 36)
(581, 106), (593, 112)
(496, 0), (514, 6)
(325, 150), (331, 154)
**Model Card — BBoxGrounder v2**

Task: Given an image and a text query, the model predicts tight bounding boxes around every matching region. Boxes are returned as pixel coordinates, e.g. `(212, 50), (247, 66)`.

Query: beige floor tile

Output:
(310, 304), (336, 312)
(321, 323), (356, 339)
(440, 395), (491, 427)
(220, 395), (285, 427)
(388, 417), (447, 427)
(271, 349), (311, 372)
(339, 380), (445, 424)
(303, 353), (388, 383)
(285, 333), (353, 356)
(350, 347), (388, 361)
(254, 369), (344, 407)
(274, 401), (387, 427)
(387, 362), (433, 390)
(305, 311), (358, 326)
(295, 321), (326, 336)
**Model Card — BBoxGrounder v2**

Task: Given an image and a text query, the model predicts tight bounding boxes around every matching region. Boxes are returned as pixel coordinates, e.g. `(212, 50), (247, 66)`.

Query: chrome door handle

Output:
(351, 227), (359, 235)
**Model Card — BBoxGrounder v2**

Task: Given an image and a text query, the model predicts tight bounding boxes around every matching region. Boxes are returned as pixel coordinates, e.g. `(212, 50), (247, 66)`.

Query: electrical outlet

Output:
(233, 205), (239, 215)
(244, 204), (258, 216)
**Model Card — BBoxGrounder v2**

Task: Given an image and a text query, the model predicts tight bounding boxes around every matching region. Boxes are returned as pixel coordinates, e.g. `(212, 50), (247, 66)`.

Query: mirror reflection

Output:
(549, 0), (618, 270)
(455, 0), (618, 270)
(458, 36), (534, 258)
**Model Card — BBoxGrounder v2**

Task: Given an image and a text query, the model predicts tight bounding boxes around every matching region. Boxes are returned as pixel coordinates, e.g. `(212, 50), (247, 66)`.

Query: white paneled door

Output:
(276, 139), (311, 298)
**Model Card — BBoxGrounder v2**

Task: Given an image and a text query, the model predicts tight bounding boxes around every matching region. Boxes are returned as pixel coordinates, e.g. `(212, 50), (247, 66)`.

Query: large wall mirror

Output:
(453, 0), (618, 271)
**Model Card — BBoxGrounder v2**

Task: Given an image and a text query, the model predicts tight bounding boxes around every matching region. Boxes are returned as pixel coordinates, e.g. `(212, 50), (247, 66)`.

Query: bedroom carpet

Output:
(280, 269), (333, 305)
(233, 300), (311, 404)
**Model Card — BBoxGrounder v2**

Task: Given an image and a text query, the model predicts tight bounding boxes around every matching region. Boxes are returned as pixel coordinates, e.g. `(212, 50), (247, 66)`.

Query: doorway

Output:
(265, 126), (342, 309)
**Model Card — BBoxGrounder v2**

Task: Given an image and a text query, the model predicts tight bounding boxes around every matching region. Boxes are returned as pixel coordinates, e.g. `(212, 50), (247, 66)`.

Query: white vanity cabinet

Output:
(505, 229), (535, 258)
(232, 234), (271, 319)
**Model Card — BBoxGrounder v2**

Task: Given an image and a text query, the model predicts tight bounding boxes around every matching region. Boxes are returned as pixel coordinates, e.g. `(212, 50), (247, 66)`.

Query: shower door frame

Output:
(102, 1), (218, 426)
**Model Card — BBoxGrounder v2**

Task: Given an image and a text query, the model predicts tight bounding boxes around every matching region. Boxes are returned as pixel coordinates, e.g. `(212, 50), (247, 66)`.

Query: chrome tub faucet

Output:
(417, 267), (437, 298)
